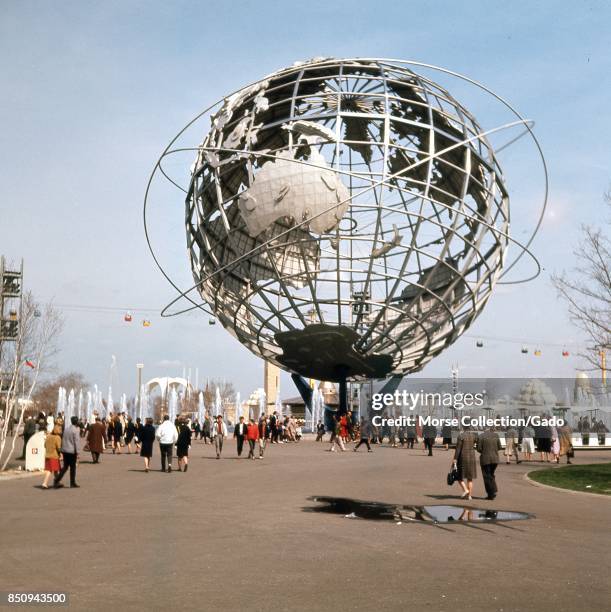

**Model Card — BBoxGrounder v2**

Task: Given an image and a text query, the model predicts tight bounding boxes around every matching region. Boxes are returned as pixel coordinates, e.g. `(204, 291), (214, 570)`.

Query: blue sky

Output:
(1, 0), (610, 398)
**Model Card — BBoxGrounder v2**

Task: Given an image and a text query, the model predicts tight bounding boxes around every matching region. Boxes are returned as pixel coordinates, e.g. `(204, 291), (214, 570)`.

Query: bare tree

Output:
(32, 371), (88, 415)
(552, 190), (611, 372)
(0, 294), (64, 470)
(203, 382), (214, 409)
(202, 378), (236, 412)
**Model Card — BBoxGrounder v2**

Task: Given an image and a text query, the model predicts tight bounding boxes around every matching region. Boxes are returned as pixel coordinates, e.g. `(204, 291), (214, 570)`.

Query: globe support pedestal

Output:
(337, 366), (349, 417)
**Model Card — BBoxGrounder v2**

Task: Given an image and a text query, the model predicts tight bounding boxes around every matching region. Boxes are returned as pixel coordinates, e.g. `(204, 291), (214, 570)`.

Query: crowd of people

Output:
(5, 409), (307, 487)
(191, 412), (303, 445)
(315, 412), (576, 464)
(310, 412), (579, 501)
(1, 407), (583, 504)
(576, 416), (609, 444)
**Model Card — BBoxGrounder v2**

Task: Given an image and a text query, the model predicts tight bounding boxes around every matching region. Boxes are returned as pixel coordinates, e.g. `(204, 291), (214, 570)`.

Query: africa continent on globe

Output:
(238, 136), (350, 238)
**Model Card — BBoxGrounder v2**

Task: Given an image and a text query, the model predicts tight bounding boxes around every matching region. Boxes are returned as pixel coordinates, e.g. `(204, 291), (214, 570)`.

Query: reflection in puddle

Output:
(307, 496), (534, 525)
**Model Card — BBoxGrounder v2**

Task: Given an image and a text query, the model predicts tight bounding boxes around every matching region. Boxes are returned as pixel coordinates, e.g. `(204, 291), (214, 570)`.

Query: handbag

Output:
(447, 464), (459, 486)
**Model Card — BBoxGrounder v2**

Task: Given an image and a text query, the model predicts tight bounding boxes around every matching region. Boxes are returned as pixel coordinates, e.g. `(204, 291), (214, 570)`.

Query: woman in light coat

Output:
(521, 425), (535, 461)
(453, 428), (478, 500)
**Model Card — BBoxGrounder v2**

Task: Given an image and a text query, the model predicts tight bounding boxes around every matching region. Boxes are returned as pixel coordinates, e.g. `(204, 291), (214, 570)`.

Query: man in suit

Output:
(269, 412), (278, 443)
(477, 427), (502, 500)
(233, 416), (247, 457)
(54, 416), (81, 488)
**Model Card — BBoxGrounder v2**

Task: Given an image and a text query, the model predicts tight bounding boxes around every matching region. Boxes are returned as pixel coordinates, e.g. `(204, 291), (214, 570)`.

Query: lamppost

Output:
(136, 363), (144, 419)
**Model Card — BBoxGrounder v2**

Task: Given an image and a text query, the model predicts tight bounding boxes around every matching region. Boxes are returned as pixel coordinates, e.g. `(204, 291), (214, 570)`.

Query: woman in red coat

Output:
(339, 415), (349, 443)
(246, 419), (259, 460)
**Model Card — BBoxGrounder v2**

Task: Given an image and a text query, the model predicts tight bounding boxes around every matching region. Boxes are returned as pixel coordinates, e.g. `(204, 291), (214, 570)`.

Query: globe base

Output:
(275, 323), (393, 383)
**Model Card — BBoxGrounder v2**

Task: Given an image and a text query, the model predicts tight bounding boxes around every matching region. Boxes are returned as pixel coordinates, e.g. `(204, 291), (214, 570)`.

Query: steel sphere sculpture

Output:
(146, 58), (544, 383)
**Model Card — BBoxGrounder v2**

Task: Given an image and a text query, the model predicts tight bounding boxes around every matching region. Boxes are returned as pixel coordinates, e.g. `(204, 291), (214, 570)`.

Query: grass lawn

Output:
(529, 462), (611, 495)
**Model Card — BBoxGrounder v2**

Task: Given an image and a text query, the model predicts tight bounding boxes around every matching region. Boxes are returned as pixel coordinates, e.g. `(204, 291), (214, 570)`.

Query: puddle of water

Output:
(307, 496), (534, 524)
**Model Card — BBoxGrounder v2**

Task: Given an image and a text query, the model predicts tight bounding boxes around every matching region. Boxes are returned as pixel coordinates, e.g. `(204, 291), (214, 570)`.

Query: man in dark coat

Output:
(202, 415), (211, 443)
(233, 416), (247, 457)
(422, 424), (437, 456)
(269, 412), (278, 443)
(315, 421), (325, 442)
(406, 425), (417, 448)
(477, 427), (502, 500)
(86, 417), (107, 464)
(54, 416), (81, 488)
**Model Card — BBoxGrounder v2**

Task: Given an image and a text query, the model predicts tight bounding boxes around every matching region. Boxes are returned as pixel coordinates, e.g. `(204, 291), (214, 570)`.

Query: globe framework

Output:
(185, 57), (511, 383)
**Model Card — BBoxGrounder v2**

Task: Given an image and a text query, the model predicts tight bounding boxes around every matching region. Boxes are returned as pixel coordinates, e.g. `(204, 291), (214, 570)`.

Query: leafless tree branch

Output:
(0, 295), (64, 470)
(552, 190), (611, 372)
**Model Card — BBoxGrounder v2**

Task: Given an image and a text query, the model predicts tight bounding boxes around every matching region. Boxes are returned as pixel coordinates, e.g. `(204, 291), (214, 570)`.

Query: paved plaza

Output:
(1, 440), (610, 611)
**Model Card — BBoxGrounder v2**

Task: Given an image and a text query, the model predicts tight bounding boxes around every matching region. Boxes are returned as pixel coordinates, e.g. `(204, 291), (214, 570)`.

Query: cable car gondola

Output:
(476, 340), (484, 348)
(562, 350), (570, 357)
(534, 349), (542, 357)
(521, 346), (528, 354)
(124, 311), (133, 322)
(208, 318), (216, 326)
(142, 319), (151, 327)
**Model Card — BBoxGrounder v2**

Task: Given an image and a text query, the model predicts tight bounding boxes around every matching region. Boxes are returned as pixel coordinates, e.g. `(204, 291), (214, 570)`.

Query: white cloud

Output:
(157, 359), (182, 368)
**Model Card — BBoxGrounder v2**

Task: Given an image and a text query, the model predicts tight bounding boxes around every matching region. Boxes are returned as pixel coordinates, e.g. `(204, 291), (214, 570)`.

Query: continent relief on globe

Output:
(237, 148), (350, 238)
